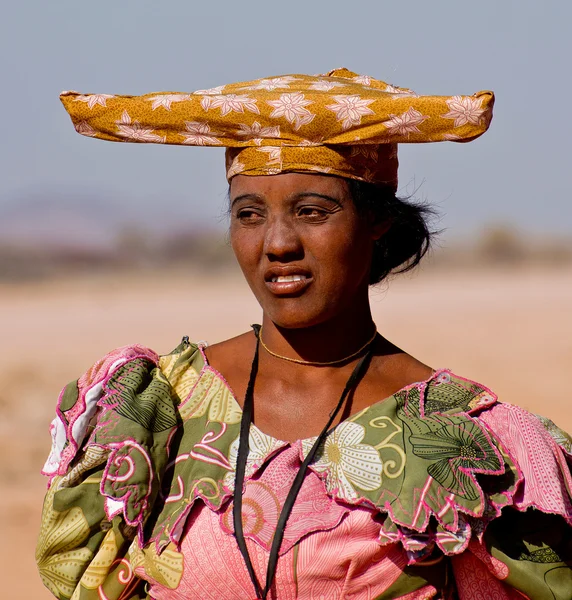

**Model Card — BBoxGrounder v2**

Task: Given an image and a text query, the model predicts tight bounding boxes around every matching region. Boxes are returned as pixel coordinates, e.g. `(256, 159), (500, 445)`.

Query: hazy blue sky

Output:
(2, 0), (570, 238)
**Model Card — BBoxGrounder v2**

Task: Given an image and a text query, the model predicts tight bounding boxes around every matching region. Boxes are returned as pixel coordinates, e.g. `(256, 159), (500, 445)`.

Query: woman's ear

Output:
(371, 218), (391, 241)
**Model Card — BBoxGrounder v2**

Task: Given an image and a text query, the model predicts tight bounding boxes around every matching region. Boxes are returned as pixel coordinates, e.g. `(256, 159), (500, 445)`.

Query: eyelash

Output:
(236, 209), (263, 223)
(234, 205), (335, 224)
(297, 206), (329, 221)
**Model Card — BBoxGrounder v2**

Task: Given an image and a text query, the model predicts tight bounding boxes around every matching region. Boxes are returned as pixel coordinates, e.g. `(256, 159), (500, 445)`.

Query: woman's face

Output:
(229, 172), (383, 329)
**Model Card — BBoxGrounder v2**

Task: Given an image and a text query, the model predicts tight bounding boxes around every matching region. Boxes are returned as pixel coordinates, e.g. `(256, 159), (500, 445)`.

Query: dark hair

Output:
(348, 179), (437, 285)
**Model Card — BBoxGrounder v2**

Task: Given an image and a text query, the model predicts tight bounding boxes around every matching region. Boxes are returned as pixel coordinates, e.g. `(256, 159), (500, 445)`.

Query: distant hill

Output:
(0, 186), (135, 250)
(0, 185), (210, 250)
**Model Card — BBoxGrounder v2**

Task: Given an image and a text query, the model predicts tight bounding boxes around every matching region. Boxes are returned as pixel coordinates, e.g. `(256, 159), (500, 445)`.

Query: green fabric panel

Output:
(39, 476), (143, 600)
(59, 380), (80, 414)
(485, 507), (572, 600)
(170, 340), (204, 377)
(76, 582), (149, 600)
(372, 560), (450, 599)
(102, 359), (180, 432)
(53, 474), (106, 523)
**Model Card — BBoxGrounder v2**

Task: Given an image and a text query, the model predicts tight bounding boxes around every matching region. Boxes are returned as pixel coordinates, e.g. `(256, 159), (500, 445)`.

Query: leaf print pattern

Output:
(59, 445), (109, 489)
(178, 368), (241, 423)
(536, 414), (572, 454)
(383, 83), (418, 97)
(36, 483), (93, 598)
(409, 418), (503, 500)
(302, 421), (384, 500)
(350, 145), (379, 161)
(180, 121), (222, 145)
(223, 426), (286, 489)
(309, 79), (345, 91)
(256, 146), (282, 164)
(236, 121), (280, 145)
(352, 74), (373, 86)
(200, 94), (259, 116)
(74, 94), (114, 108)
(192, 85), (225, 95)
(443, 133), (462, 141)
(267, 92), (315, 130)
(74, 121), (97, 137)
(129, 542), (184, 589)
(299, 137), (324, 146)
(443, 95), (486, 127)
(78, 529), (119, 589)
(147, 94), (191, 110)
(102, 357), (179, 432)
(226, 158), (246, 178)
(384, 107), (429, 136)
(116, 110), (165, 143)
(242, 76), (300, 91)
(326, 95), (375, 130)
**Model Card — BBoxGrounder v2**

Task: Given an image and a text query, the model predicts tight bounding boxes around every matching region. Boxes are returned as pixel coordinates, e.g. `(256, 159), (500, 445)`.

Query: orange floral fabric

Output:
(60, 68), (494, 189)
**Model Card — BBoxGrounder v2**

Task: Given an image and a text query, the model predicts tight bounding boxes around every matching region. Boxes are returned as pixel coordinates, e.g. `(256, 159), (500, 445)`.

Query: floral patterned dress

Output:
(37, 339), (572, 599)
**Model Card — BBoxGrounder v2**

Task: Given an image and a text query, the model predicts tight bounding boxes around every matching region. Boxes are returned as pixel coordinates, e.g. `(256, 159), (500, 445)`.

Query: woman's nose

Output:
(263, 216), (303, 261)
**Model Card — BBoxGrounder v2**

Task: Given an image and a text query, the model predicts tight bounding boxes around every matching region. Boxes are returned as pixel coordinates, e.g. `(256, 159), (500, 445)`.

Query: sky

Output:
(1, 0), (571, 240)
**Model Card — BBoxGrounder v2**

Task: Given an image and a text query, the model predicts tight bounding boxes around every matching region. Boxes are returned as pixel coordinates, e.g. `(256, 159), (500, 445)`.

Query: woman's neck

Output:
(260, 306), (377, 365)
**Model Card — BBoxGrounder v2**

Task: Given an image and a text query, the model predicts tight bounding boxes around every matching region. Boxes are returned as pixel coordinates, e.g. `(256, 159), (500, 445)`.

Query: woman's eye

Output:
(236, 209), (263, 223)
(298, 206), (329, 221)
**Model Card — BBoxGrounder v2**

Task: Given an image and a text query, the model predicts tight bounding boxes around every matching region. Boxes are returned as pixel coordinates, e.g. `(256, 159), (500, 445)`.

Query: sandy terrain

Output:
(2, 266), (571, 599)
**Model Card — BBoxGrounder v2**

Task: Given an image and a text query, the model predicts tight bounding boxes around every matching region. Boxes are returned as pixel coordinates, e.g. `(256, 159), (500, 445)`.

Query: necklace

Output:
(233, 324), (375, 599)
(259, 325), (377, 366)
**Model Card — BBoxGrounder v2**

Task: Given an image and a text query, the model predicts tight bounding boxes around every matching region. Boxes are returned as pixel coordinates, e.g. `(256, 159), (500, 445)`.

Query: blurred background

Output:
(1, 0), (571, 597)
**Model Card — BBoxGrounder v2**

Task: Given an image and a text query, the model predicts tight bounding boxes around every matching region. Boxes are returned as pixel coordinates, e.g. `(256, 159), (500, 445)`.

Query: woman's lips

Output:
(265, 274), (313, 295)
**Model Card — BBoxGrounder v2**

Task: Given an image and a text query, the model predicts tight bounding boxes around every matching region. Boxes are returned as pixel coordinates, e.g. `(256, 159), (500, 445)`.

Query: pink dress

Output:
(37, 341), (572, 599)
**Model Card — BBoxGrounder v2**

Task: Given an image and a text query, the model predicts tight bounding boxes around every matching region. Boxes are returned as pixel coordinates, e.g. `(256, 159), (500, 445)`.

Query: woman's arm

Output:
(36, 344), (176, 600)
(450, 405), (572, 599)
(451, 508), (572, 599)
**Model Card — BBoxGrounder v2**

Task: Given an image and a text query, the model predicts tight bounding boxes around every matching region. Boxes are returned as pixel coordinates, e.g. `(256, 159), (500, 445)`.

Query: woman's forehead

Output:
(230, 173), (350, 198)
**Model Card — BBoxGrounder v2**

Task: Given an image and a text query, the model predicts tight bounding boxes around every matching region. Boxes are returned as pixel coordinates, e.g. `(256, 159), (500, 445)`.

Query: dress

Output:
(37, 339), (572, 600)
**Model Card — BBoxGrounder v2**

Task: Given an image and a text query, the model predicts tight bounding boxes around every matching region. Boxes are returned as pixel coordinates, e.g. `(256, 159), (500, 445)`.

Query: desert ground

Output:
(2, 265), (571, 599)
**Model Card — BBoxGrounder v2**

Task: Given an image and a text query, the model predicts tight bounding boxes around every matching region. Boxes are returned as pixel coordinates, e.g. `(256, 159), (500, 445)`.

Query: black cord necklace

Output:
(232, 325), (375, 599)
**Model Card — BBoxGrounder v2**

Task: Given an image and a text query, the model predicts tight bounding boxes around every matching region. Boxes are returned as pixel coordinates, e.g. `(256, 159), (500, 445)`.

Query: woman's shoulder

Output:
(202, 331), (255, 370)
(40, 337), (221, 539)
(41, 338), (204, 477)
(77, 336), (215, 394)
(334, 368), (572, 561)
(421, 369), (572, 463)
(398, 368), (572, 508)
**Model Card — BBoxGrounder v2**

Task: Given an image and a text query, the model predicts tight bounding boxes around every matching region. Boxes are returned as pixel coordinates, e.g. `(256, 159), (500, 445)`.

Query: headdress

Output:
(60, 68), (494, 191)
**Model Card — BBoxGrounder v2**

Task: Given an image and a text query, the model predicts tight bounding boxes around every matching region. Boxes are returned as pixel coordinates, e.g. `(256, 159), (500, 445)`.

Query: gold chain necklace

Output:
(259, 326), (377, 366)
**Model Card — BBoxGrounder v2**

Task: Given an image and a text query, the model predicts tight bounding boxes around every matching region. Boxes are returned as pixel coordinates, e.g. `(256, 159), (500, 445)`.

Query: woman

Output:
(37, 69), (572, 599)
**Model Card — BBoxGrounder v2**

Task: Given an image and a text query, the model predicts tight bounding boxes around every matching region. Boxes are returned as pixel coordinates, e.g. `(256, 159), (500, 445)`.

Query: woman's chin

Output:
(269, 319), (321, 330)
(261, 306), (336, 330)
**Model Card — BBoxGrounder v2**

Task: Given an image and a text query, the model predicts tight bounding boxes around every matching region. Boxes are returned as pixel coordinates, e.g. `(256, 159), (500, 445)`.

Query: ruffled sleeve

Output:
(300, 370), (572, 597)
(36, 341), (194, 600)
(377, 379), (572, 598)
(478, 402), (572, 519)
(451, 506), (572, 599)
(449, 404), (572, 599)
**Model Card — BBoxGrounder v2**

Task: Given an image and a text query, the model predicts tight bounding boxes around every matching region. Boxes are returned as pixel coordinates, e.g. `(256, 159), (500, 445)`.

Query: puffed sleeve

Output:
(451, 404), (572, 599)
(36, 343), (182, 600)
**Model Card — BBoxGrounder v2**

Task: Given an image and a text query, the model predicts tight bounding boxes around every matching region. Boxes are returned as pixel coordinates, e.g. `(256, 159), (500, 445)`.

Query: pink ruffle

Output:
(42, 344), (159, 480)
(479, 402), (572, 523)
(219, 443), (350, 555)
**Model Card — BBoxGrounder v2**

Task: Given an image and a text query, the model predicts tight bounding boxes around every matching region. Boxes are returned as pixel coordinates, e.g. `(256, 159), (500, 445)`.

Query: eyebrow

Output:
(230, 193), (264, 209)
(295, 192), (344, 207)
(230, 191), (344, 209)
